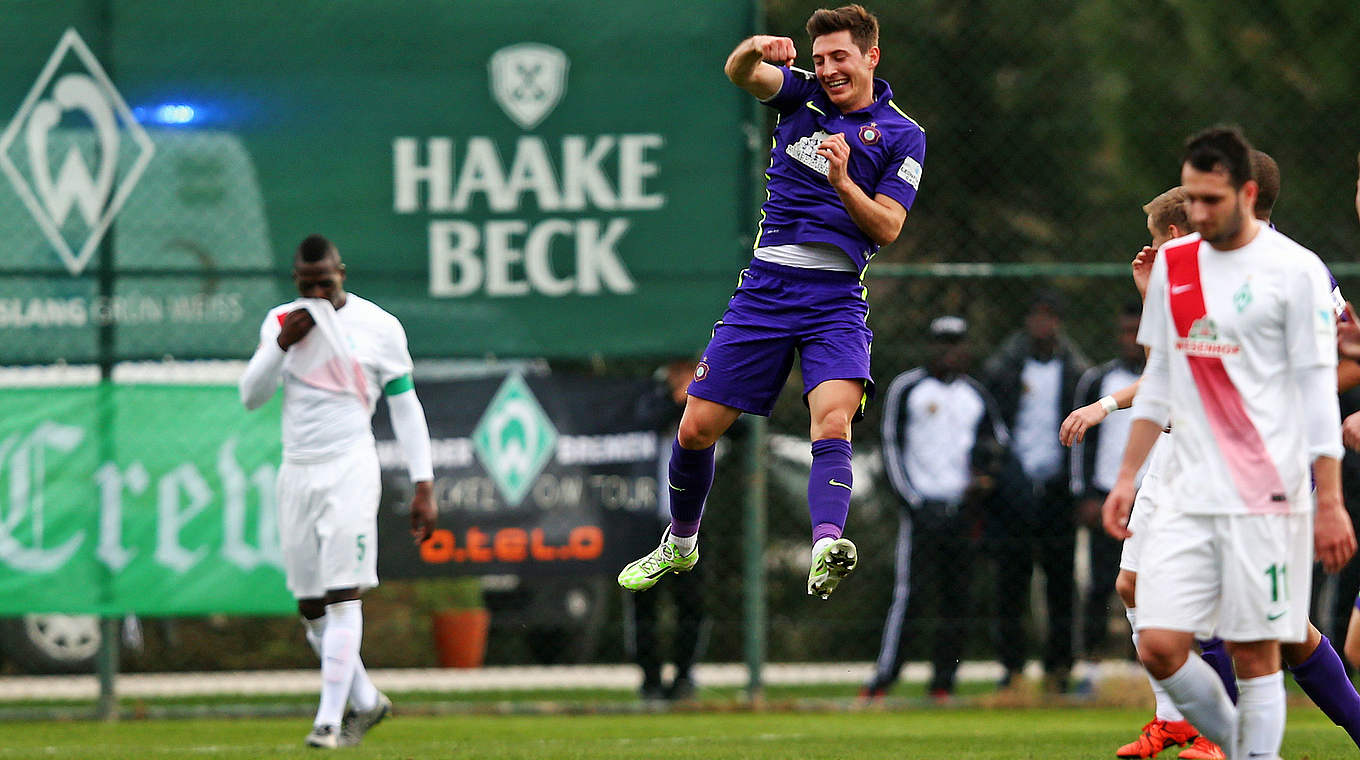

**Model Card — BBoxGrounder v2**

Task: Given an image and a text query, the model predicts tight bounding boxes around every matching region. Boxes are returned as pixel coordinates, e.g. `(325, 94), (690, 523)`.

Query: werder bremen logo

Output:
(0, 28), (154, 275)
(488, 43), (569, 130)
(472, 373), (558, 507)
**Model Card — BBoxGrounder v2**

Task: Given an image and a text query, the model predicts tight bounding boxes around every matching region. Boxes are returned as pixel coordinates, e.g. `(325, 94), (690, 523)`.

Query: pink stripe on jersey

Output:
(1164, 239), (1289, 514)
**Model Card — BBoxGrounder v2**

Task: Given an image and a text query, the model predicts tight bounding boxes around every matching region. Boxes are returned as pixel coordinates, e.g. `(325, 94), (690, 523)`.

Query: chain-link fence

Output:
(4, 0), (1360, 713)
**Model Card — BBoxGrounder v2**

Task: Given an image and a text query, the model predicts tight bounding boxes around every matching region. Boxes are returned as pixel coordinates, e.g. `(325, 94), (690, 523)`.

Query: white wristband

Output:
(1098, 395), (1119, 415)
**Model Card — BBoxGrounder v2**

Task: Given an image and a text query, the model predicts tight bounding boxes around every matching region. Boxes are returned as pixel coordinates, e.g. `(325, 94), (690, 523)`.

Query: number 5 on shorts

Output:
(357, 535), (367, 563)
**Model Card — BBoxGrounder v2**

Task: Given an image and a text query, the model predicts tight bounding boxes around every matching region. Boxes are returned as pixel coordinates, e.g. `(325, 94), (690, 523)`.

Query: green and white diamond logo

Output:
(473, 373), (557, 507)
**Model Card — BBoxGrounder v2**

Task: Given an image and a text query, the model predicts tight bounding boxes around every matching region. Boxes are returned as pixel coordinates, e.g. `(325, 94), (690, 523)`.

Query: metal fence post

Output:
(742, 416), (767, 703)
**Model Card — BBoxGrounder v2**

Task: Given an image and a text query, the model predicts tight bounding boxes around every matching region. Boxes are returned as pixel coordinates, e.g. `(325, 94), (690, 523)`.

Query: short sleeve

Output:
(1285, 255), (1338, 371)
(872, 127), (926, 211)
(760, 66), (821, 115)
(1137, 249), (1170, 352)
(375, 315), (415, 386)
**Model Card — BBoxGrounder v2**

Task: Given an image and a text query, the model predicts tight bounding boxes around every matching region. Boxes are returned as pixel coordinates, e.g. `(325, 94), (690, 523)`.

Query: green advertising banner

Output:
(0, 385), (293, 615)
(0, 1), (752, 362)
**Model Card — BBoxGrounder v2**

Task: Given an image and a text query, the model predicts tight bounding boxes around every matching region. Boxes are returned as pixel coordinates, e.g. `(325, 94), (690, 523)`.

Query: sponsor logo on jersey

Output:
(897, 155), (922, 189)
(1175, 317), (1240, 357)
(785, 129), (832, 177)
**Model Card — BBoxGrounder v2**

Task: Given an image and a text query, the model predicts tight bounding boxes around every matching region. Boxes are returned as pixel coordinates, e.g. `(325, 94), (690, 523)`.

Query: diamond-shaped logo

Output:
(472, 373), (558, 507)
(0, 28), (155, 275)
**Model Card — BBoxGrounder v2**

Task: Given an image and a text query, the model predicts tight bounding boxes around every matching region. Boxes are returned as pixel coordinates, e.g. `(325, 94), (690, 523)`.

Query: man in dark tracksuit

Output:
(863, 316), (1008, 699)
(981, 290), (1090, 692)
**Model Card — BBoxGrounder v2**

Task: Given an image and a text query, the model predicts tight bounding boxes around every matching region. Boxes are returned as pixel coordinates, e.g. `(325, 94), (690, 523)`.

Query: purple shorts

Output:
(686, 259), (874, 417)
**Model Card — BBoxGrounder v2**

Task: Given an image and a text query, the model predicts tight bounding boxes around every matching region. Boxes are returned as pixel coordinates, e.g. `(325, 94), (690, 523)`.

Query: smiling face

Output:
(811, 30), (878, 112)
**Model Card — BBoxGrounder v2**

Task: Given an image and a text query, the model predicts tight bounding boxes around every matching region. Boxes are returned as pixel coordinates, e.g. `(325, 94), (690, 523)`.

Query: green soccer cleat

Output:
(807, 537), (858, 599)
(618, 527), (698, 591)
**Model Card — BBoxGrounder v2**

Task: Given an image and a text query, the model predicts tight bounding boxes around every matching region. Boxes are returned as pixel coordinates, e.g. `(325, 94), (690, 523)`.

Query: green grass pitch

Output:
(0, 706), (1351, 759)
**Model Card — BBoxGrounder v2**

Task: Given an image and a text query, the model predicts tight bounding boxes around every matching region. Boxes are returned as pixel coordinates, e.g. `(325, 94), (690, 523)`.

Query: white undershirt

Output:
(754, 242), (856, 272)
(1014, 357), (1063, 482)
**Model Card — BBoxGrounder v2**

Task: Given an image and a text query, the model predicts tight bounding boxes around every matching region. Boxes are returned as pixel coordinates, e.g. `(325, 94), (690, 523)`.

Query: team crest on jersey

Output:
(693, 361), (710, 381)
(1233, 280), (1253, 312)
(1176, 317), (1240, 357)
(785, 129), (831, 176)
(858, 123), (881, 145)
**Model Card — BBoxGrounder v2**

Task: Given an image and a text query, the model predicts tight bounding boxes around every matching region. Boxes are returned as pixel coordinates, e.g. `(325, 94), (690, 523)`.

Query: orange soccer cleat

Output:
(1177, 735), (1226, 760)
(1116, 718), (1200, 758)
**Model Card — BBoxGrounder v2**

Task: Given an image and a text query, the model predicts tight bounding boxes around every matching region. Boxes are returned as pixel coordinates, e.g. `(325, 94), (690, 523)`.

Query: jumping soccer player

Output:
(239, 235), (437, 749)
(618, 4), (925, 599)
(1103, 127), (1355, 760)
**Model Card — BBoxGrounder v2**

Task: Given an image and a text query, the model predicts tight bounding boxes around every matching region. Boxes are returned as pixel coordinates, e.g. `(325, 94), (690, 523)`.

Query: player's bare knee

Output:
(324, 587), (361, 606)
(809, 411), (852, 441)
(1136, 632), (1188, 680)
(676, 418), (720, 450)
(1115, 571), (1136, 609)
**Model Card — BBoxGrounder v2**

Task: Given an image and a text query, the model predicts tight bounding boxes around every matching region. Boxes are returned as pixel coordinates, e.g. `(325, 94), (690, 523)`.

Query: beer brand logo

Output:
(1177, 317), (1240, 357)
(472, 373), (558, 507)
(488, 43), (569, 130)
(0, 28), (154, 275)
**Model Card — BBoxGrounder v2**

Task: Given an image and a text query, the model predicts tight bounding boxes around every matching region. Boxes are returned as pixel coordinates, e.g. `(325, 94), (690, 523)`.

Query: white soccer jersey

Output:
(256, 293), (414, 463)
(1135, 226), (1336, 515)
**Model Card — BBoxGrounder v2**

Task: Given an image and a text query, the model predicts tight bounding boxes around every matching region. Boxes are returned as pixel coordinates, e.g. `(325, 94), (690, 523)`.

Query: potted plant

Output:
(420, 578), (490, 668)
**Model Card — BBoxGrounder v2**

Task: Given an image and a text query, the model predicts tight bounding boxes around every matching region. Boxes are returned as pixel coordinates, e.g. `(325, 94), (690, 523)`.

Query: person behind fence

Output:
(861, 316), (1007, 700)
(1069, 301), (1146, 666)
(617, 4), (926, 601)
(625, 360), (709, 702)
(239, 234), (437, 750)
(981, 289), (1090, 692)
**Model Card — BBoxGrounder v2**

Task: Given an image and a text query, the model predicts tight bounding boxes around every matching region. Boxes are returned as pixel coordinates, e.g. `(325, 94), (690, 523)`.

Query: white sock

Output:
(315, 600), (363, 728)
(1154, 652), (1237, 749)
(303, 615), (326, 658)
(1127, 608), (1184, 722)
(668, 530), (697, 554)
(1235, 671), (1285, 760)
(812, 536), (835, 558)
(302, 613), (378, 711)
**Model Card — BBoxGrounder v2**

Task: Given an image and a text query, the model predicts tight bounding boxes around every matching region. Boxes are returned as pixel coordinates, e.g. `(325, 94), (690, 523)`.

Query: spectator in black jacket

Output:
(981, 289), (1091, 692)
(1069, 301), (1145, 663)
(862, 316), (1009, 700)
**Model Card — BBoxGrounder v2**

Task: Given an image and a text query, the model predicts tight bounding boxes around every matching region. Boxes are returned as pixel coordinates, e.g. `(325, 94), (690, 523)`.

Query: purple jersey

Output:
(757, 66), (926, 273)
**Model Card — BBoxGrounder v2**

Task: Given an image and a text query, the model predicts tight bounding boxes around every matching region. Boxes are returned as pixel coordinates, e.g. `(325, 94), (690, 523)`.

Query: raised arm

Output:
(724, 35), (795, 100)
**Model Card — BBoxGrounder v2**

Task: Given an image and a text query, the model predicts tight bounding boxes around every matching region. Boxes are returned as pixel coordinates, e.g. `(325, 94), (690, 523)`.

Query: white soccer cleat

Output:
(807, 537), (858, 599)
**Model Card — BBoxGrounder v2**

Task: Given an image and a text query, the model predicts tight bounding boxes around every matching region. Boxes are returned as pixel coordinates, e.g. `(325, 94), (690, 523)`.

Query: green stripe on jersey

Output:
(383, 374), (414, 396)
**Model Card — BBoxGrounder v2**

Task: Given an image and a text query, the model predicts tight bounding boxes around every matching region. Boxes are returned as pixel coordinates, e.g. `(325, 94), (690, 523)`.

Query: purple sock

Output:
(1288, 635), (1360, 748)
(667, 439), (714, 538)
(1197, 637), (1238, 704)
(808, 438), (853, 543)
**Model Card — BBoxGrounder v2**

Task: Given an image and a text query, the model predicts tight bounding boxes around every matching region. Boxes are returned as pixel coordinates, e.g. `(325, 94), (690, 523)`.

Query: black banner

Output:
(375, 372), (668, 578)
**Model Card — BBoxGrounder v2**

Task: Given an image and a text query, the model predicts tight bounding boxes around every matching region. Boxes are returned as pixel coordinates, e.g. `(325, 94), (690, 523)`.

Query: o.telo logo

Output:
(0, 28), (154, 276)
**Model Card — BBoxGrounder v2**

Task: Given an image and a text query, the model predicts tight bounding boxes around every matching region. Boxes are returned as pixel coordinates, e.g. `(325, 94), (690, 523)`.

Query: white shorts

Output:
(1118, 478), (1157, 573)
(1134, 508), (1311, 643)
(276, 444), (381, 599)
(1119, 432), (1174, 574)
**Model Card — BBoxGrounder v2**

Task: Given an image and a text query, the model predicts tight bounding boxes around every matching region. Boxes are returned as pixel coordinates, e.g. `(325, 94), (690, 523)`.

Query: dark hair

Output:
(297, 234), (336, 263)
(1249, 149), (1280, 219)
(1182, 126), (1254, 189)
(805, 4), (879, 52)
(1029, 289), (1063, 316)
(1141, 186), (1190, 237)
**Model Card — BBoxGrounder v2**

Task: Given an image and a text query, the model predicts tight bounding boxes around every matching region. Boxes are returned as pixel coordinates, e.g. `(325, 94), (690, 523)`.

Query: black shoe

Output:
(640, 681), (665, 701)
(997, 668), (1022, 690)
(665, 675), (696, 701)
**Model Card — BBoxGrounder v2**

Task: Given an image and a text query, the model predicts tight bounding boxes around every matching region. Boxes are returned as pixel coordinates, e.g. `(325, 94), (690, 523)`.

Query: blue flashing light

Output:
(153, 104), (197, 125)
